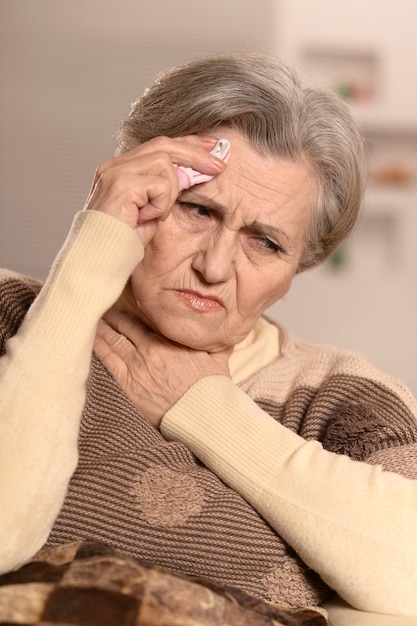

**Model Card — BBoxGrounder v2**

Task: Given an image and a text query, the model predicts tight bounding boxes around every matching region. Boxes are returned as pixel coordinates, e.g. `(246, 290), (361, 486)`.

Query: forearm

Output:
(161, 375), (417, 617)
(0, 210), (142, 573)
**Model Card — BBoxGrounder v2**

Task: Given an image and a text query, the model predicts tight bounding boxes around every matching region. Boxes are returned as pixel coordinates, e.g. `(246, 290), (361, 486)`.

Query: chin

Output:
(155, 321), (227, 353)
(130, 297), (233, 351)
(166, 333), (225, 353)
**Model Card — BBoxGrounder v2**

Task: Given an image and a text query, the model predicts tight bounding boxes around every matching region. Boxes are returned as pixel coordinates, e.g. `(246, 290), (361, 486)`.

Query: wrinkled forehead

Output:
(201, 146), (318, 225)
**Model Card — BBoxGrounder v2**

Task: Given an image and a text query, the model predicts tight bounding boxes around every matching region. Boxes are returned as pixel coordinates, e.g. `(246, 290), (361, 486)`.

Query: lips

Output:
(173, 289), (224, 312)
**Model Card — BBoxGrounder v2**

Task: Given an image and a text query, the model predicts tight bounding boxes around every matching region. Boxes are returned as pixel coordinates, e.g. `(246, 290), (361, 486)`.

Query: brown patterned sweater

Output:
(0, 211), (416, 618)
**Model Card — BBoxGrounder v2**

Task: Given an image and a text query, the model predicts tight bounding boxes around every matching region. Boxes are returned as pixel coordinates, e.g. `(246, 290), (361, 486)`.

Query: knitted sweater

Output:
(0, 211), (417, 617)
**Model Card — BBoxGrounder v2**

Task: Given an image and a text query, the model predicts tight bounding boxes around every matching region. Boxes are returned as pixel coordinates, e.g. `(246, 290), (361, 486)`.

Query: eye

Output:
(177, 202), (213, 218)
(252, 233), (285, 255)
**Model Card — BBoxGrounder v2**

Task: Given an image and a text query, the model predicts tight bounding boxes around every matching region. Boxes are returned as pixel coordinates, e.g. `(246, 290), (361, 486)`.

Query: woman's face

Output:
(125, 128), (317, 352)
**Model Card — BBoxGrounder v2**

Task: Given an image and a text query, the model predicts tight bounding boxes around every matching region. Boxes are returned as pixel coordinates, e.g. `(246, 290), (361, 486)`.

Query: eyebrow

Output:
(180, 191), (289, 240)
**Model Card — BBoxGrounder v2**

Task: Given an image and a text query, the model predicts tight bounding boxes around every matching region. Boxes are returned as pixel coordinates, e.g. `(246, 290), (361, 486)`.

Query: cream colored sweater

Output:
(0, 211), (416, 617)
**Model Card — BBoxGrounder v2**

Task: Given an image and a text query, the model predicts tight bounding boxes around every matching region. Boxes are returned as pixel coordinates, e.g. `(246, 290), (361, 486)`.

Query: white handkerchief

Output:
(174, 139), (230, 191)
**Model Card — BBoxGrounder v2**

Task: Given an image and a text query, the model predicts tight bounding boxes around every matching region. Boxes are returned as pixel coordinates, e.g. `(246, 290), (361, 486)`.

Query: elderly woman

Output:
(0, 54), (416, 621)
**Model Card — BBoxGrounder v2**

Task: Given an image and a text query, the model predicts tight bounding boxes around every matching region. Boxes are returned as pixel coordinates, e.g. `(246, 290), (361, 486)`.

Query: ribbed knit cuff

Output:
(161, 375), (305, 502)
(20, 210), (143, 352)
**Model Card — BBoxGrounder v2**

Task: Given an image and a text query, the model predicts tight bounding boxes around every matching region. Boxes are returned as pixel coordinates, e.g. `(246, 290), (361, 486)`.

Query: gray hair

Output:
(116, 53), (366, 271)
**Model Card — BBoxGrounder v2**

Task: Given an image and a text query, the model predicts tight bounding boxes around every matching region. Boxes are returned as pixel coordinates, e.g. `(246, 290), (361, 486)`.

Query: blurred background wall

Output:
(1, 0), (416, 394)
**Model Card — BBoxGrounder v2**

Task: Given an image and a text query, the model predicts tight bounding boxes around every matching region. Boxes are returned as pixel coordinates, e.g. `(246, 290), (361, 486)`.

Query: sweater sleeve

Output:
(0, 210), (143, 574)
(161, 375), (417, 618)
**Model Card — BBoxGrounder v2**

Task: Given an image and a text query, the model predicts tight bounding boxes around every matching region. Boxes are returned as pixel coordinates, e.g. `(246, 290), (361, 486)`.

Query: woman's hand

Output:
(84, 135), (226, 247)
(94, 309), (232, 428)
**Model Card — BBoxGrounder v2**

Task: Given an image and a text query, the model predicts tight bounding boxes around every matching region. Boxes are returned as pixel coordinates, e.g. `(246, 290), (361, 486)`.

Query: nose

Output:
(191, 230), (237, 284)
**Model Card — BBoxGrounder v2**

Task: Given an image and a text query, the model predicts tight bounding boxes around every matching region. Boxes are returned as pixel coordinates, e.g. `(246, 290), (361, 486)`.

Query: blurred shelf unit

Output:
(302, 47), (379, 105)
(300, 47), (417, 191)
(300, 44), (417, 128)
(272, 2), (417, 391)
(364, 127), (417, 191)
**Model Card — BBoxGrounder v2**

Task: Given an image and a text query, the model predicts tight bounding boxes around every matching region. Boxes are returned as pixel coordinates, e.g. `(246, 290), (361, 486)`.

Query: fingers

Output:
(85, 162), (178, 229)
(113, 135), (226, 175)
(95, 309), (232, 428)
(96, 317), (133, 354)
(91, 135), (226, 191)
(100, 310), (145, 349)
(94, 314), (149, 388)
(94, 320), (129, 382)
(84, 135), (227, 236)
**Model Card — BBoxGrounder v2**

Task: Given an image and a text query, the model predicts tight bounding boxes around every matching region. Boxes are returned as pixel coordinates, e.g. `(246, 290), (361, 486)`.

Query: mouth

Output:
(173, 289), (225, 312)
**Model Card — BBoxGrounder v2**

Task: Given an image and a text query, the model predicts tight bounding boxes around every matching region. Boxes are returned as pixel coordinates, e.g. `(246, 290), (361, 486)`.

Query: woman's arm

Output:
(0, 211), (142, 573)
(160, 375), (417, 618)
(0, 135), (226, 574)
(93, 296), (417, 617)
